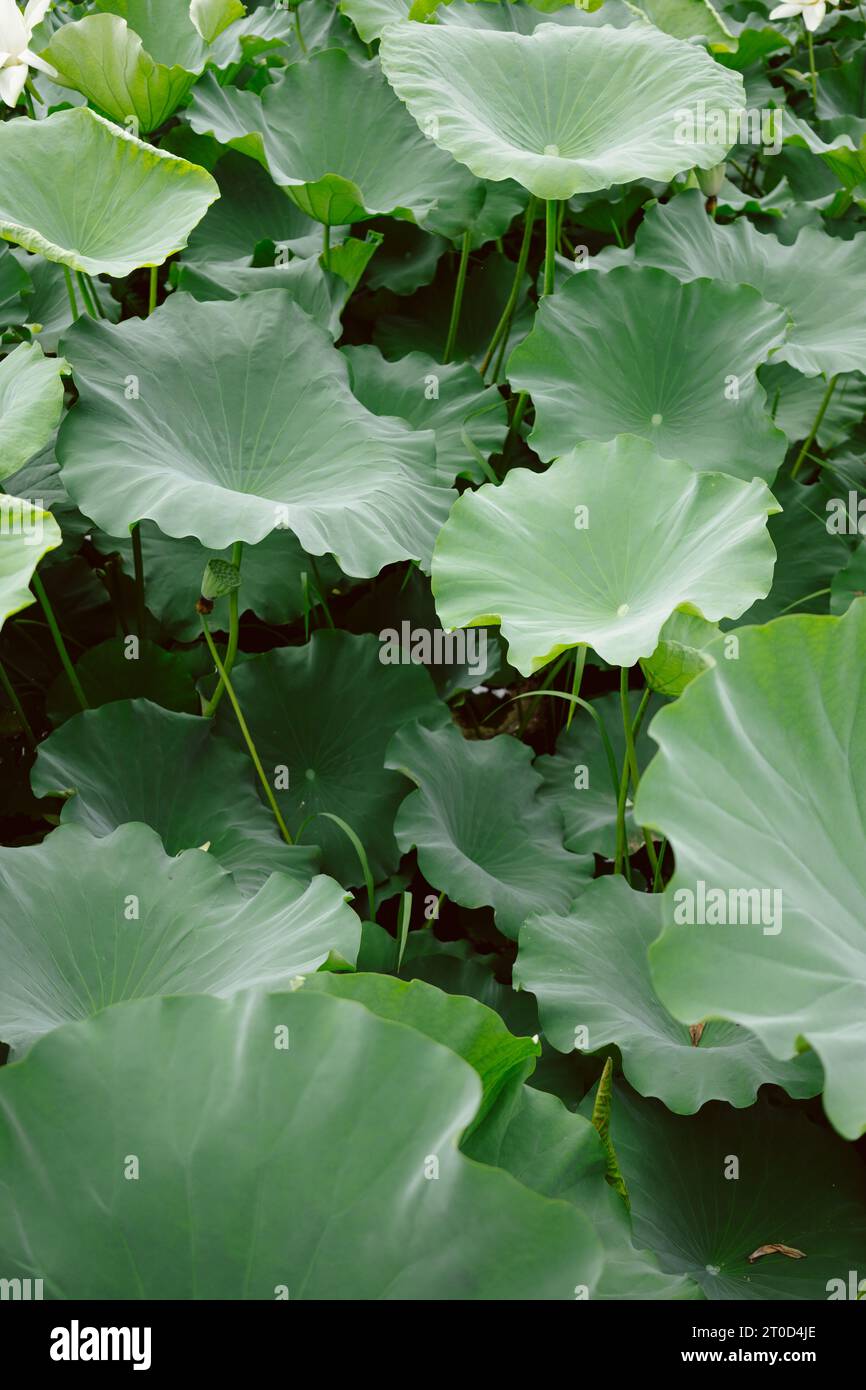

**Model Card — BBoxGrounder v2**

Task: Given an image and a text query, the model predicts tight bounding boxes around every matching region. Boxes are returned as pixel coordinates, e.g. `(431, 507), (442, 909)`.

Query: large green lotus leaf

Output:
(97, 522), (342, 642)
(308, 970), (696, 1300)
(379, 21), (745, 199)
(636, 603), (866, 1140)
(631, 189), (866, 379)
(439, 1), (633, 32)
(94, 0), (210, 68)
(45, 637), (200, 725)
(517, 876), (822, 1113)
(536, 690), (657, 859)
(214, 630), (449, 885)
(187, 49), (479, 233)
(737, 476), (851, 626)
(190, 0), (247, 44)
(386, 721), (591, 939)
(56, 291), (451, 574)
(343, 345), (507, 484)
(171, 252), (360, 337)
(508, 265), (788, 481)
(0, 990), (603, 1298)
(627, 0), (734, 46)
(0, 495), (61, 633)
(182, 151), (320, 266)
(40, 14), (200, 133)
(0, 342), (67, 481)
(600, 1083), (866, 1300)
(0, 822), (358, 1056)
(0, 107), (218, 277)
(31, 699), (319, 895)
(432, 435), (779, 674)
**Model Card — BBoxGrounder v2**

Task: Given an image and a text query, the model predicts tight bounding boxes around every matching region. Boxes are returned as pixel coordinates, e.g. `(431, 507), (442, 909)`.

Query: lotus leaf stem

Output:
(443, 230), (471, 364)
(31, 571), (89, 713)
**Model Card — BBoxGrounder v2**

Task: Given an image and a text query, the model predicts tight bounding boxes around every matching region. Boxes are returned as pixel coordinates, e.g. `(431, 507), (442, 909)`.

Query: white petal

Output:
(803, 2), (825, 28)
(0, 59), (27, 107)
(22, 47), (55, 78)
(769, 3), (802, 16)
(0, 0), (26, 54)
(23, 0), (51, 34)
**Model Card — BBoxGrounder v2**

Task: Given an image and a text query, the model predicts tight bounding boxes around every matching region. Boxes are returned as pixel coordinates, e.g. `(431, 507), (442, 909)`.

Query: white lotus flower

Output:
(0, 0), (56, 109)
(769, 0), (839, 32)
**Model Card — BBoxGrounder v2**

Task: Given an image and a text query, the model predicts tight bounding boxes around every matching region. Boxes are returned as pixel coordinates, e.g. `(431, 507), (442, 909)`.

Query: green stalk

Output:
(148, 265), (158, 316)
(86, 273), (106, 318)
(443, 230), (471, 364)
(651, 837), (667, 894)
(0, 658), (36, 749)
(322, 223), (331, 271)
(308, 554), (335, 628)
(294, 4), (307, 54)
(130, 522), (146, 639)
(566, 645), (586, 731)
(32, 571), (89, 713)
(480, 195), (538, 377)
(315, 812), (375, 922)
(790, 374), (838, 479)
(75, 271), (98, 319)
(543, 199), (558, 297)
(62, 266), (79, 321)
(502, 389), (529, 460)
(498, 688), (620, 806)
(200, 615), (293, 844)
(621, 669), (659, 877)
(806, 26), (818, 105)
(203, 541), (243, 717)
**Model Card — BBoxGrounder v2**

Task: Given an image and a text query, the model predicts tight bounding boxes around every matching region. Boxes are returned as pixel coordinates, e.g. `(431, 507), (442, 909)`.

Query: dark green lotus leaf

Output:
(0, 495), (61, 632)
(182, 151), (320, 266)
(97, 522), (342, 642)
(308, 970), (696, 1300)
(206, 2), (297, 66)
(782, 111), (866, 196)
(386, 720), (591, 939)
(305, 972), (539, 1129)
(640, 609), (720, 698)
(0, 989), (603, 1298)
(509, 265), (788, 481)
(637, 603), (866, 1139)
(598, 1082), (866, 1300)
(187, 48), (479, 234)
(760, 362), (866, 451)
(343, 345), (507, 484)
(364, 217), (446, 295)
(631, 188), (866, 378)
(0, 341), (68, 480)
(214, 630), (449, 885)
(830, 542), (866, 614)
(31, 699), (319, 895)
(517, 876), (822, 1113)
(14, 251), (119, 352)
(46, 637), (199, 725)
(0, 107), (218, 276)
(0, 245), (31, 330)
(433, 435), (779, 674)
(0, 821), (358, 1055)
(57, 291), (451, 574)
(737, 476), (852, 626)
(536, 690), (657, 860)
(172, 252), (361, 336)
(380, 21), (745, 198)
(40, 13), (201, 133)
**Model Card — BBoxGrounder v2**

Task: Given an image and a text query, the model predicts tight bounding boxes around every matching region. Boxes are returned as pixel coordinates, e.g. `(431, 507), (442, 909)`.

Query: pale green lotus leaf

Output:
(57, 291), (452, 574)
(190, 0), (247, 43)
(0, 495), (62, 632)
(508, 264), (788, 481)
(0, 107), (218, 276)
(0, 341), (68, 481)
(380, 21), (745, 198)
(626, 0), (735, 49)
(0, 821), (359, 1056)
(386, 720), (592, 938)
(432, 435), (780, 674)
(187, 48), (479, 233)
(636, 602), (866, 1139)
(31, 699), (320, 895)
(517, 876), (822, 1112)
(0, 989), (604, 1297)
(639, 608), (720, 698)
(630, 188), (866, 378)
